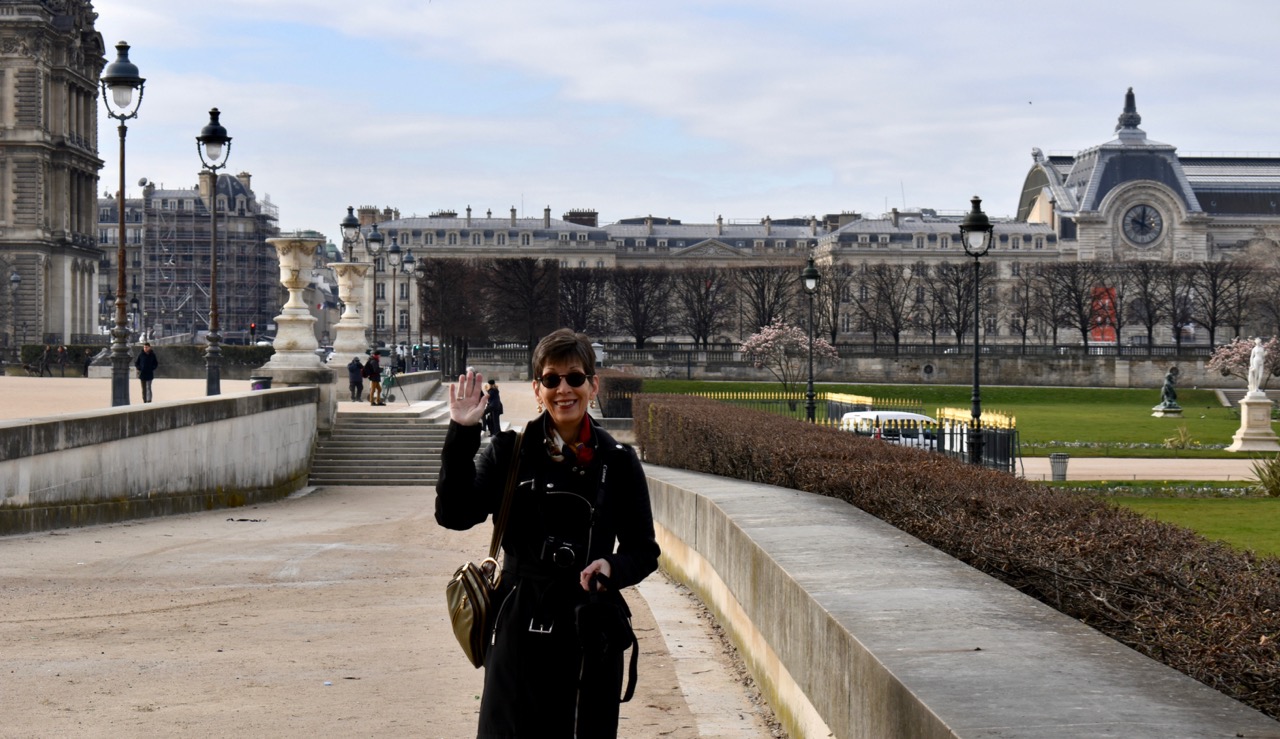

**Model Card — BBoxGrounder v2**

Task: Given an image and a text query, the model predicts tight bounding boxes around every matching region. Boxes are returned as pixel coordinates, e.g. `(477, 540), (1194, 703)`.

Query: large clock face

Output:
(1123, 204), (1163, 245)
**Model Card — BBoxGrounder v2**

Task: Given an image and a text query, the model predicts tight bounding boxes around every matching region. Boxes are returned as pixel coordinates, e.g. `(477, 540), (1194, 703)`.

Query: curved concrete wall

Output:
(0, 388), (318, 535)
(646, 465), (1280, 738)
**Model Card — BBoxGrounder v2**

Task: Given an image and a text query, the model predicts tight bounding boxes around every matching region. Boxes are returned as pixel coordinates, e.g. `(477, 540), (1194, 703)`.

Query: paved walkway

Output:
(0, 374), (775, 737)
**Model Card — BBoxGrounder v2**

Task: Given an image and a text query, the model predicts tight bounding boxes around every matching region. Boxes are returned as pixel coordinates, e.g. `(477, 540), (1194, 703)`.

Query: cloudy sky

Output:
(90, 0), (1280, 237)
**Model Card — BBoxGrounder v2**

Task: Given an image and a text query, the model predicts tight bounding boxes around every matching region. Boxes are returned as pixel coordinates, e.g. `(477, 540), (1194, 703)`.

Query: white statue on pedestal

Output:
(1248, 337), (1266, 396)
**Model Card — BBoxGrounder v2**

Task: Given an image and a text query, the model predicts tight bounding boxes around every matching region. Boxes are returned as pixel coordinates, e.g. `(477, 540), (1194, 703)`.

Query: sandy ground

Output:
(0, 374), (780, 738)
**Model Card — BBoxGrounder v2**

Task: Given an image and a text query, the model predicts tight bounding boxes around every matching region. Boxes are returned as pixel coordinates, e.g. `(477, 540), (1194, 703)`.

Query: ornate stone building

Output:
(96, 174), (282, 343)
(0, 0), (104, 349)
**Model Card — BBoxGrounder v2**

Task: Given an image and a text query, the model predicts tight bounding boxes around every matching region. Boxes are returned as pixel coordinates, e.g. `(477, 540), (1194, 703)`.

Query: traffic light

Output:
(250, 322), (257, 342)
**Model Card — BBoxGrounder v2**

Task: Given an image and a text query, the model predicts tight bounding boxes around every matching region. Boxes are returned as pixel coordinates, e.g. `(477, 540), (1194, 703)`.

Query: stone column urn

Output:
(261, 236), (324, 370)
(332, 262), (370, 361)
(258, 236), (336, 432)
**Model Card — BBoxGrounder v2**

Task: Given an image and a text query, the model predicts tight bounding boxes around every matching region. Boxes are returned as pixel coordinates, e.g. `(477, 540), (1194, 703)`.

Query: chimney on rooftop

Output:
(510, 207), (517, 227)
(466, 205), (472, 227)
(543, 206), (551, 229)
(716, 215), (723, 236)
(764, 215), (772, 236)
(891, 208), (899, 227)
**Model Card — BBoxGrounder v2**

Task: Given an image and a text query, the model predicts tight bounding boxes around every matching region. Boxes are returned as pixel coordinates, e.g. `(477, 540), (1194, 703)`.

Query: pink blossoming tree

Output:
(1207, 337), (1280, 390)
(741, 318), (839, 392)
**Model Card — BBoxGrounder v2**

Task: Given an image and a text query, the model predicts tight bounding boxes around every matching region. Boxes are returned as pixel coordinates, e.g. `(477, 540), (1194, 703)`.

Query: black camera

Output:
(541, 536), (583, 569)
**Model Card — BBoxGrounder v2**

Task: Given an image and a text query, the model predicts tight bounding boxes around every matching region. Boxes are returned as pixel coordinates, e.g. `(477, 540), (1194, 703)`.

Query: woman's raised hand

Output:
(448, 369), (488, 426)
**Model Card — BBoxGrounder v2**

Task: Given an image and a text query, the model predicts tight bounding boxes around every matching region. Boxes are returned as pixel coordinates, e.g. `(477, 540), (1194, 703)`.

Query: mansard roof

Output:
(1019, 88), (1280, 220)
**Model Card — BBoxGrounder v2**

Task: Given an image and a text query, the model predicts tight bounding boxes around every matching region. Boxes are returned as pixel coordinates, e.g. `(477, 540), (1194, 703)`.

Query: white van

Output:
(840, 411), (937, 448)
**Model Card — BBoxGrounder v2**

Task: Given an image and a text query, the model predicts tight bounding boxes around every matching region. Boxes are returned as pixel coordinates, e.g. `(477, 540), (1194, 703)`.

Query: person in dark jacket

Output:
(483, 379), (503, 436)
(346, 357), (364, 401)
(38, 345), (52, 377)
(134, 342), (159, 403)
(363, 353), (383, 406)
(436, 328), (659, 738)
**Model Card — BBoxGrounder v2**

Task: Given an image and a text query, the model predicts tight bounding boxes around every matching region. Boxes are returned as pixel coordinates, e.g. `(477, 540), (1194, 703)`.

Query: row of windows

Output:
(850, 234), (1048, 249)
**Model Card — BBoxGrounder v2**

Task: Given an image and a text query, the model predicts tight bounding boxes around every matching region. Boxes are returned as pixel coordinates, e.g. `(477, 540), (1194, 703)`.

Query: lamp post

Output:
(386, 236), (401, 360)
(411, 254), (425, 370)
(340, 206), (361, 262)
(801, 254), (820, 422)
(958, 195), (994, 466)
(100, 41), (145, 406)
(196, 108), (231, 396)
(399, 249), (416, 372)
(8, 269), (19, 364)
(364, 224), (385, 350)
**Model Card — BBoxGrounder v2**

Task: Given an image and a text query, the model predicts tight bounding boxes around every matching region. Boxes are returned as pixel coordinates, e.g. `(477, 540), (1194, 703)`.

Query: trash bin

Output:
(249, 375), (272, 391)
(1049, 453), (1070, 481)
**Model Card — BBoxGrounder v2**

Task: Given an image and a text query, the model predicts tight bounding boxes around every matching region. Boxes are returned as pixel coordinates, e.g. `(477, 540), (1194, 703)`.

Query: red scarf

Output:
(546, 416), (594, 466)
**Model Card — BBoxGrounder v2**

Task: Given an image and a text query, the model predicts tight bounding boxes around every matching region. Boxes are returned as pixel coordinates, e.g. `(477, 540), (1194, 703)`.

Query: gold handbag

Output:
(446, 431), (523, 668)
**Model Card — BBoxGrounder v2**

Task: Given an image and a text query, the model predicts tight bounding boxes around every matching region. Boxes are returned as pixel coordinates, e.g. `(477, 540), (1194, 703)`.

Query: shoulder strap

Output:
(487, 431), (524, 559)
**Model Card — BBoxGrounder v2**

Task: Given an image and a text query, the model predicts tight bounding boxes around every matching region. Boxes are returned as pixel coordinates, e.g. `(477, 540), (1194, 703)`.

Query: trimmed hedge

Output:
(634, 394), (1280, 721)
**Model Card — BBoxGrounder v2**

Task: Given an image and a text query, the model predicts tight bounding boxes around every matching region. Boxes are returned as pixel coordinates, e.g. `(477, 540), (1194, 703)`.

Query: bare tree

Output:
(1251, 267), (1280, 337)
(558, 267), (611, 336)
(418, 257), (486, 377)
(1004, 264), (1041, 350)
(861, 262), (917, 353)
(814, 262), (855, 344)
(612, 266), (673, 349)
(1155, 262), (1196, 351)
(482, 257), (560, 373)
(1040, 262), (1105, 349)
(1124, 260), (1165, 349)
(930, 260), (977, 346)
(733, 264), (798, 333)
(1190, 258), (1251, 346)
(671, 264), (734, 348)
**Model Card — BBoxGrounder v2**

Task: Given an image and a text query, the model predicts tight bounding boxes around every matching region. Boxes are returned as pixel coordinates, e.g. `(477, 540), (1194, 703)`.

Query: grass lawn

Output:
(1109, 496), (1280, 557)
(641, 380), (1257, 458)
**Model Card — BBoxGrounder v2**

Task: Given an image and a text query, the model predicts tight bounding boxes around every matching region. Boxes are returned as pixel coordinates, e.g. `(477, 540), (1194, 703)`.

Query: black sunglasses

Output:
(538, 372), (592, 389)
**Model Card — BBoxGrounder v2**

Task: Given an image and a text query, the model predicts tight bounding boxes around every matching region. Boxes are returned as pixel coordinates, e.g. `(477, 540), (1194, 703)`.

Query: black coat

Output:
(347, 359), (364, 385)
(435, 416), (659, 738)
(134, 349), (159, 381)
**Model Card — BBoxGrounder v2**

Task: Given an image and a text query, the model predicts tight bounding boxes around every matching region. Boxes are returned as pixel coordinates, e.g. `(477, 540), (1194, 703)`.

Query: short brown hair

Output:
(532, 328), (595, 377)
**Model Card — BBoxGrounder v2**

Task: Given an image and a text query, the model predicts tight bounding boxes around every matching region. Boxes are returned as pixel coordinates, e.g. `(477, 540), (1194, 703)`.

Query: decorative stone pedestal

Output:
(257, 237), (336, 432)
(1226, 394), (1280, 453)
(331, 262), (370, 362)
(1151, 403), (1183, 418)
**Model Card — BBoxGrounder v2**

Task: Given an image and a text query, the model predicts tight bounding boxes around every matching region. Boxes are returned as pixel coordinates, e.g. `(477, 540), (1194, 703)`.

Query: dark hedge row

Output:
(633, 394), (1280, 721)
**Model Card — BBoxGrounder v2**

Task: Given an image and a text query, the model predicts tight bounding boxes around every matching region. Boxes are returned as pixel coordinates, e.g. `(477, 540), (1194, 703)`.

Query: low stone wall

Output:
(0, 388), (318, 536)
(645, 466), (1279, 738)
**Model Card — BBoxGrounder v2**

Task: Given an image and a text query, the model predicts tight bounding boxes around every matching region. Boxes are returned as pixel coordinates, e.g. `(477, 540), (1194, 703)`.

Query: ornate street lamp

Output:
(340, 206), (361, 262)
(958, 195), (995, 466)
(196, 108), (231, 396)
(8, 269), (19, 364)
(100, 41), (145, 406)
(386, 235), (402, 361)
(412, 256), (426, 368)
(801, 254), (821, 422)
(365, 224), (385, 350)
(400, 249), (416, 371)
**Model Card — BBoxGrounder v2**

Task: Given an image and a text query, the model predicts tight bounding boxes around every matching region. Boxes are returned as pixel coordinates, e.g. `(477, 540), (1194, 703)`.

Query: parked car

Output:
(840, 411), (938, 448)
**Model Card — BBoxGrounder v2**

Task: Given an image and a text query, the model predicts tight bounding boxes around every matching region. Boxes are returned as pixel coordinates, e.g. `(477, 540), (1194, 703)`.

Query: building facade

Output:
(96, 173), (282, 344)
(357, 89), (1280, 348)
(0, 0), (105, 349)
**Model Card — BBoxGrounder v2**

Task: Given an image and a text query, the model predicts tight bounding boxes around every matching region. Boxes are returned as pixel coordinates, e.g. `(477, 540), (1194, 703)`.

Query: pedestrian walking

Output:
(346, 356), (364, 401)
(134, 342), (159, 403)
(437, 329), (659, 737)
(484, 378), (503, 436)
(38, 345), (52, 377)
(363, 353), (383, 406)
(82, 348), (94, 377)
(56, 345), (67, 377)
